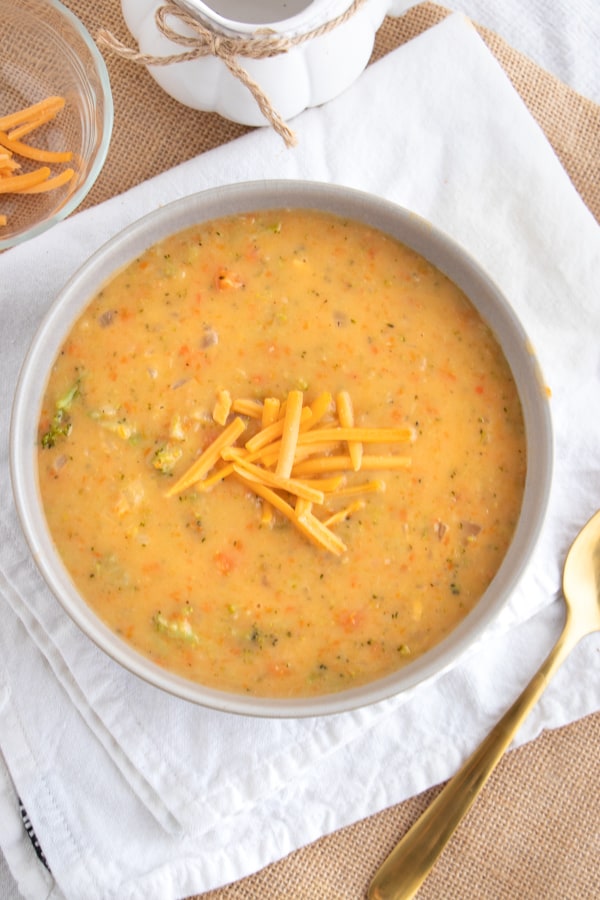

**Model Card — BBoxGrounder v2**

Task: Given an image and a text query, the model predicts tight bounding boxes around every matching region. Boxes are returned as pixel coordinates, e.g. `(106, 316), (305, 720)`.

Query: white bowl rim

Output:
(9, 179), (553, 717)
(0, 0), (114, 251)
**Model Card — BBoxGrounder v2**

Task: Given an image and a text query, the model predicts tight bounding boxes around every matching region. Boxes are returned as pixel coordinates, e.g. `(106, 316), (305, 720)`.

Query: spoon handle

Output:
(368, 615), (581, 900)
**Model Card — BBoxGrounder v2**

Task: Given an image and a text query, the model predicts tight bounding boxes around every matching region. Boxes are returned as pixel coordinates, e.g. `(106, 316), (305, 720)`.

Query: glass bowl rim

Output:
(0, 0), (114, 251)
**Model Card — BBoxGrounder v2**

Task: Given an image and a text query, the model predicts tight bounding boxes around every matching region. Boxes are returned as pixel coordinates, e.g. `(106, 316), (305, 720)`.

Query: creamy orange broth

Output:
(37, 209), (526, 697)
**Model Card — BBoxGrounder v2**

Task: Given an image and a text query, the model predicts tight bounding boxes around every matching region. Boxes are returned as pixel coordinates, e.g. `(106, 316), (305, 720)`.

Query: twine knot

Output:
(97, 0), (368, 148)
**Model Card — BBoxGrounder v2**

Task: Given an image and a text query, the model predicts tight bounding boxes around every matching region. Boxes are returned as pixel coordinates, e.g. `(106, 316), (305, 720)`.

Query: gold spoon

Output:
(368, 508), (600, 900)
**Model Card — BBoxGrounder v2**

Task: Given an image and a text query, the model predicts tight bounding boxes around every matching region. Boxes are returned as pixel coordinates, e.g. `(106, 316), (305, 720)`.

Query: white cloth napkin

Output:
(458, 0), (600, 102)
(1, 13), (599, 900)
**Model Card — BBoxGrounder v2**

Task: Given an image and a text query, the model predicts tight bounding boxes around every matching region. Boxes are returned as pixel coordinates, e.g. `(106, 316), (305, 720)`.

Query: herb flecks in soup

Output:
(37, 209), (526, 698)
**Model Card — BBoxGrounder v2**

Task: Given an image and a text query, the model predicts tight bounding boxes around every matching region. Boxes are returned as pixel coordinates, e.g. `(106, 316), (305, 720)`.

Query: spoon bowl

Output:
(369, 508), (600, 900)
(562, 510), (600, 636)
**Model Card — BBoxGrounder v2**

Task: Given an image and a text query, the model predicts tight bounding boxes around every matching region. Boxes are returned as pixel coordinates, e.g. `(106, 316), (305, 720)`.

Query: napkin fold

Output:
(1, 13), (599, 900)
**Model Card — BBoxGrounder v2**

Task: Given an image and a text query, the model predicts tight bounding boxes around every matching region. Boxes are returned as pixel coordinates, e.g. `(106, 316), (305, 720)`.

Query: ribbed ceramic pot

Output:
(119, 0), (418, 125)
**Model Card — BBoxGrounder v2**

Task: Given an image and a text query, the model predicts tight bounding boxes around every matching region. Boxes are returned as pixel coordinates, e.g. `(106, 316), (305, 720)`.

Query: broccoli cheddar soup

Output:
(37, 209), (526, 698)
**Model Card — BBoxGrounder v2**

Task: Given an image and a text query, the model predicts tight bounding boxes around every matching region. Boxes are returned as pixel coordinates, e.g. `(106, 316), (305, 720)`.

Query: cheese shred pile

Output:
(0, 96), (74, 226)
(166, 390), (414, 556)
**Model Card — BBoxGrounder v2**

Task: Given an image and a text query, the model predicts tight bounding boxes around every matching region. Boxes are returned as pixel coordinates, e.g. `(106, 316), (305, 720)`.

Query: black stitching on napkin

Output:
(18, 799), (51, 872)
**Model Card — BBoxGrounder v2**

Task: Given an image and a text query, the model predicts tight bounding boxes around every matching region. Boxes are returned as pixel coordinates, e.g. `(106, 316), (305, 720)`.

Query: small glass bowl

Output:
(0, 0), (113, 250)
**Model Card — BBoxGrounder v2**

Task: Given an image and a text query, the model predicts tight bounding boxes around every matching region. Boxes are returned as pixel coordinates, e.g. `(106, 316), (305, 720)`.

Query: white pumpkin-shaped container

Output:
(119, 0), (418, 130)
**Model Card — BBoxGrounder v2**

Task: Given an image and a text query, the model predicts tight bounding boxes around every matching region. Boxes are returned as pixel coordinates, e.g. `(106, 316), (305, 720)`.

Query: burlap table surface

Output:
(53, 2), (600, 897)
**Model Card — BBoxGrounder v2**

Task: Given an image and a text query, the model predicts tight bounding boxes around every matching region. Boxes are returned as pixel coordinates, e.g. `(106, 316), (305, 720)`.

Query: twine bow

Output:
(97, 0), (368, 148)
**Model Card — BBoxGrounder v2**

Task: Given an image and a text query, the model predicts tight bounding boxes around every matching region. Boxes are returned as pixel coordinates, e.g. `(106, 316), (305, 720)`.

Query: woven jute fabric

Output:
(64, 3), (600, 897)
(79, 1), (600, 225)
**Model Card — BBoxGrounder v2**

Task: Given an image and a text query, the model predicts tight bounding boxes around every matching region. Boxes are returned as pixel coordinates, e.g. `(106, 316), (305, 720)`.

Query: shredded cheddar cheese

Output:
(304, 391), (333, 429)
(232, 397), (263, 419)
(296, 426), (414, 444)
(336, 390), (363, 471)
(0, 167), (51, 193)
(20, 167), (75, 194)
(212, 388), (232, 425)
(323, 499), (366, 528)
(165, 390), (413, 555)
(0, 95), (65, 132)
(0, 131), (72, 164)
(0, 96), (74, 225)
(245, 405), (312, 453)
(165, 416), (246, 497)
(232, 457), (325, 504)
(296, 508), (348, 556)
(334, 478), (385, 497)
(291, 454), (412, 476)
(275, 389), (304, 478)
(261, 396), (281, 427)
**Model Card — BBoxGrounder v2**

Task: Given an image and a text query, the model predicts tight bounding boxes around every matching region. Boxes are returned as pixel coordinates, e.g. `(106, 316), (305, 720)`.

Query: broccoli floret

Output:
(56, 381), (80, 412)
(41, 381), (80, 449)
(152, 611), (199, 645)
(152, 442), (183, 474)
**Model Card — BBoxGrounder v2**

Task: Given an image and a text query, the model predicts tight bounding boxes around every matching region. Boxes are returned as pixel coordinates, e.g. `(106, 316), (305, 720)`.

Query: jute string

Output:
(97, 0), (369, 148)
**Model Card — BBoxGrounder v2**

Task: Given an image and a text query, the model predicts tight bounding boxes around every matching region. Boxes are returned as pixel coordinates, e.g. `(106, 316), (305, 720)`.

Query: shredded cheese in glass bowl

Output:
(0, 0), (113, 250)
